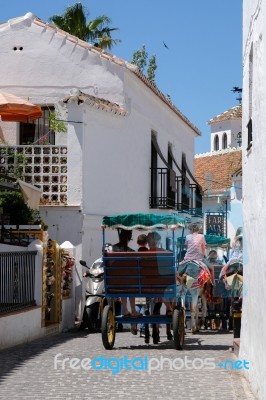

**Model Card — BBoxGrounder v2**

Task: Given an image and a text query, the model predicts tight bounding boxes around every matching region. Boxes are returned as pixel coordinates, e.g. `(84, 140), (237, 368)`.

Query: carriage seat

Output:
(103, 251), (176, 296)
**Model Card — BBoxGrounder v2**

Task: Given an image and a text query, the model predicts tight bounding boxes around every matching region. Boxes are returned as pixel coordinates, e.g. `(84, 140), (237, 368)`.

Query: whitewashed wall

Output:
(0, 236), (78, 349)
(240, 1), (266, 399)
(0, 307), (43, 350)
(62, 75), (196, 267)
(0, 13), (125, 145)
(0, 13), (125, 131)
(0, 12), (200, 328)
(210, 119), (242, 151)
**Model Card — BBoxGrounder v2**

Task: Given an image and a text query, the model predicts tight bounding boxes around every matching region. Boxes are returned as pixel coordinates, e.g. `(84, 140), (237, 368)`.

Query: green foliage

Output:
(0, 192), (34, 225)
(147, 54), (157, 84)
(49, 112), (67, 134)
(0, 147), (27, 179)
(131, 45), (157, 84)
(50, 3), (121, 50)
(131, 45), (148, 73)
(14, 152), (27, 179)
(0, 191), (48, 228)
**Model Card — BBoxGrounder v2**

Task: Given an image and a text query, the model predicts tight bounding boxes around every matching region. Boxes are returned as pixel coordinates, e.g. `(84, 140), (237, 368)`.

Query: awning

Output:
(177, 234), (230, 247)
(18, 180), (42, 210)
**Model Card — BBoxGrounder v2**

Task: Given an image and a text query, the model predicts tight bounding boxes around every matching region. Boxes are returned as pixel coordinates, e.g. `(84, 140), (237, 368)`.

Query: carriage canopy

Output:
(177, 234), (230, 247)
(102, 213), (186, 231)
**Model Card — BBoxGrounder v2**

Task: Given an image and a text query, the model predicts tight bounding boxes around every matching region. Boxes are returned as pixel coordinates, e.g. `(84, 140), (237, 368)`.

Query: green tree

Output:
(147, 54), (157, 84)
(50, 3), (120, 50)
(131, 45), (157, 84)
(131, 45), (148, 73)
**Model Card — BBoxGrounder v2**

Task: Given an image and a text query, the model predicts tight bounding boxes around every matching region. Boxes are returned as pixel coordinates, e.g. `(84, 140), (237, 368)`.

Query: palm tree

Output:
(50, 3), (120, 50)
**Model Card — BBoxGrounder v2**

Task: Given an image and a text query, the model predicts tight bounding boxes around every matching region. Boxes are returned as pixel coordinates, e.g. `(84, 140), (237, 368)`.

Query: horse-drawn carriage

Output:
(177, 233), (243, 335)
(98, 213), (243, 349)
(100, 213), (187, 350)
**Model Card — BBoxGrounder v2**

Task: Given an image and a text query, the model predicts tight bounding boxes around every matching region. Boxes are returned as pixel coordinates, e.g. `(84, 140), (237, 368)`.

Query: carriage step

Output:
(116, 314), (172, 324)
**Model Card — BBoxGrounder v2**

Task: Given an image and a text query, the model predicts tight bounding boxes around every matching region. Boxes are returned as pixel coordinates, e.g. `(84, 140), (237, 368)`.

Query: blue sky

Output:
(1, 1), (243, 154)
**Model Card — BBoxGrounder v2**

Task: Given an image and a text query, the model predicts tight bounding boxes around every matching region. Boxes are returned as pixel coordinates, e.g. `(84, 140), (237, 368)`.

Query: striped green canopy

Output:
(102, 213), (185, 230)
(177, 234), (230, 246)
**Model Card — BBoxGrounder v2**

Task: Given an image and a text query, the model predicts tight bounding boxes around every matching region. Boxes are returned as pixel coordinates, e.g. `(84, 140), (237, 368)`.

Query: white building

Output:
(0, 13), (202, 321)
(195, 106), (243, 242)
(240, 1), (266, 399)
(209, 105), (242, 152)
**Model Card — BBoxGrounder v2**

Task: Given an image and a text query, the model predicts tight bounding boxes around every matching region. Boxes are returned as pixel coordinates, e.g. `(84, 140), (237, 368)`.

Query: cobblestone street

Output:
(0, 327), (256, 400)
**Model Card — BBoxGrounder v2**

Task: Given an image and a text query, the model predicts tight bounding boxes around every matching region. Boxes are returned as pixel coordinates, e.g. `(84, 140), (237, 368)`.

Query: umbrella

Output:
(0, 91), (42, 122)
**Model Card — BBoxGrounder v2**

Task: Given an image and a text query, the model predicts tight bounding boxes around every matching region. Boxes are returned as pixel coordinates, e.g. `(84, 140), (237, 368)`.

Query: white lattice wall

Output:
(0, 146), (68, 204)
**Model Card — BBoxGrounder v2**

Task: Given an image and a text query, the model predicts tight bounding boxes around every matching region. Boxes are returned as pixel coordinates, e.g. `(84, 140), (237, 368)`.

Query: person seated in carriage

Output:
(219, 228), (243, 291)
(146, 231), (173, 343)
(136, 234), (149, 251)
(111, 229), (141, 317)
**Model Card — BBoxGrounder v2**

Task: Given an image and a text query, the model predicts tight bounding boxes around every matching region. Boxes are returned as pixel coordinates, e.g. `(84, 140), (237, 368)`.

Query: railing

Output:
(0, 251), (37, 314)
(0, 226), (43, 247)
(150, 167), (202, 212)
(150, 168), (176, 209)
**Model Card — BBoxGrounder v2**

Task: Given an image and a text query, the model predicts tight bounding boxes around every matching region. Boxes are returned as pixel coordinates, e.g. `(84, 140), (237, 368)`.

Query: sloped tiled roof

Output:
(194, 148), (242, 193)
(1, 13), (201, 136)
(208, 105), (242, 124)
(63, 91), (128, 116)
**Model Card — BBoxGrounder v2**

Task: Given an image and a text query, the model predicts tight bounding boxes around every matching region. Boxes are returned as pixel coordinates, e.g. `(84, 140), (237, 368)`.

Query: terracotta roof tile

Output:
(208, 105), (242, 124)
(63, 91), (127, 116)
(194, 148), (242, 193)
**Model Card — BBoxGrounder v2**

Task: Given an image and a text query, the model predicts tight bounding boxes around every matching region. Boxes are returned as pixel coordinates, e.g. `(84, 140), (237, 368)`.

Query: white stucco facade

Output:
(195, 104), (243, 245)
(0, 13), (202, 323)
(209, 107), (242, 152)
(210, 120), (242, 151)
(0, 13), (200, 261)
(240, 1), (266, 399)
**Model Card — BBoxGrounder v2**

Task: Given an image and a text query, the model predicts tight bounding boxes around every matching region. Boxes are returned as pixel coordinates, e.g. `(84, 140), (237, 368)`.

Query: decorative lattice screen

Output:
(0, 146), (68, 204)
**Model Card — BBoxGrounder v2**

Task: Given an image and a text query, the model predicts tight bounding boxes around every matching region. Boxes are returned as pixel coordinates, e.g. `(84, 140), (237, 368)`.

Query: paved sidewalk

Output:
(0, 328), (256, 400)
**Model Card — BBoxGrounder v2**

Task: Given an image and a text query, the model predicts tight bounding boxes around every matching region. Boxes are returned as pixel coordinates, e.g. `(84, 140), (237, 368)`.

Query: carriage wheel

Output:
(173, 308), (185, 350)
(101, 305), (116, 349)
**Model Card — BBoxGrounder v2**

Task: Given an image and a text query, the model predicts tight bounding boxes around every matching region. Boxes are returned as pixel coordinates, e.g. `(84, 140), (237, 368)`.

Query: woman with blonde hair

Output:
(177, 223), (210, 333)
(180, 223), (206, 264)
